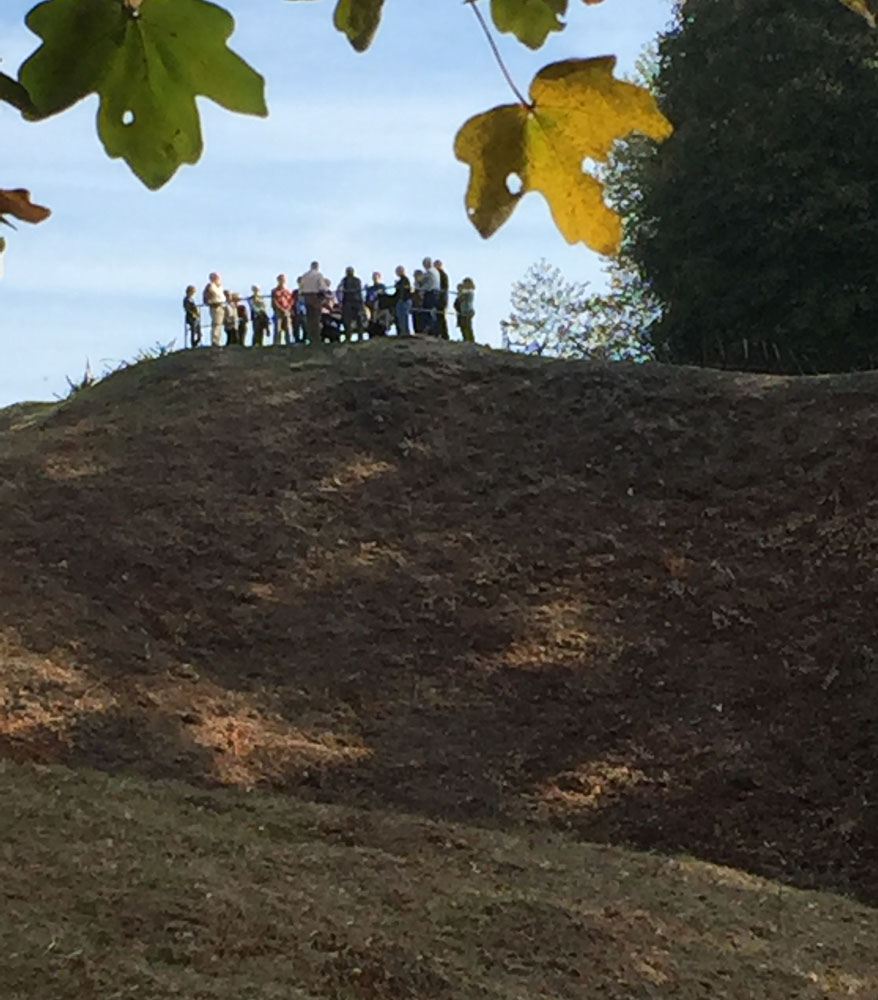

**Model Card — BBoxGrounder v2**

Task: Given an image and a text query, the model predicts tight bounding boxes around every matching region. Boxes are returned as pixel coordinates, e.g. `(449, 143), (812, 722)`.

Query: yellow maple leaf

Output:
(838, 0), (877, 26)
(454, 57), (672, 255)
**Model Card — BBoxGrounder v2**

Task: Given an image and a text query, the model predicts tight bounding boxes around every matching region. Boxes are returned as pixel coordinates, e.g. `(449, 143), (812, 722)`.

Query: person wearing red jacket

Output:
(271, 273), (294, 346)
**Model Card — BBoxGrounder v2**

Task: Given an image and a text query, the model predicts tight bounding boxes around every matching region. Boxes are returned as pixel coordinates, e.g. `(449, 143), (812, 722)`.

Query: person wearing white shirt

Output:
(298, 260), (326, 344)
(420, 257), (441, 334)
(202, 272), (225, 347)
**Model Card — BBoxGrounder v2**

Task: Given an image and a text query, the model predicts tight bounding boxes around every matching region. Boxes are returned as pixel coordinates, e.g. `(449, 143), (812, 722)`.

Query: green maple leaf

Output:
(490, 0), (567, 49)
(18, 0), (267, 189)
(287, 0), (386, 52)
(311, 0), (573, 54)
(454, 57), (672, 255)
(333, 0), (386, 51)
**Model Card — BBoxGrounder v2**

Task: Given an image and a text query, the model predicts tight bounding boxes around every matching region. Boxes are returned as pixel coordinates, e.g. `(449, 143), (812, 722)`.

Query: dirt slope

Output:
(0, 339), (876, 901)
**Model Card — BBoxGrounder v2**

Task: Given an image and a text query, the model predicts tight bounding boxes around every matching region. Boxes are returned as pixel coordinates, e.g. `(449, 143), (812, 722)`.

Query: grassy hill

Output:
(2, 760), (876, 1000)
(1, 338), (876, 996)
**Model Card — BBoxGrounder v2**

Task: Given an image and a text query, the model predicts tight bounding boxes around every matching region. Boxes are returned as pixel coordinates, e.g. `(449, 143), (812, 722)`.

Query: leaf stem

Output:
(0, 72), (36, 116)
(465, 0), (531, 108)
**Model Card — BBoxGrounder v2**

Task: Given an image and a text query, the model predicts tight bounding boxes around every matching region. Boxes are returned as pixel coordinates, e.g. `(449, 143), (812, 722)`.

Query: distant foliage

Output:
(59, 341), (176, 398)
(501, 259), (654, 361)
(59, 361), (96, 399)
(625, 0), (878, 373)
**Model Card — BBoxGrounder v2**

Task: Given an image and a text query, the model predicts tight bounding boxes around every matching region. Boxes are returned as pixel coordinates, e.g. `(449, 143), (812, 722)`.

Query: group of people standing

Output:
(184, 258), (476, 349)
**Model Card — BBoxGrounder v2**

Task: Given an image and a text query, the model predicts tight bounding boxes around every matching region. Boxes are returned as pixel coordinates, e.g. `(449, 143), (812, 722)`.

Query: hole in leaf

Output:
(581, 156), (601, 176)
(122, 109), (136, 126)
(505, 173), (523, 196)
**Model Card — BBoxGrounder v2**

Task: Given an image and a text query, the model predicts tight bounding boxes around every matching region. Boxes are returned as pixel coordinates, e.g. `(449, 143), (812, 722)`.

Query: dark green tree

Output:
(627, 0), (878, 373)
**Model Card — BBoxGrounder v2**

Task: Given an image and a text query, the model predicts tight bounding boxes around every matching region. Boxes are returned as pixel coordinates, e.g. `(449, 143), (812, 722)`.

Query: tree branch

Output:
(0, 72), (37, 116)
(465, 0), (531, 108)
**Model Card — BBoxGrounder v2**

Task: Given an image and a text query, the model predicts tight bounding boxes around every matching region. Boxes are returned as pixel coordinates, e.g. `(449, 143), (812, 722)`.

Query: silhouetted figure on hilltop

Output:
(339, 266), (366, 342)
(183, 285), (201, 347)
(394, 265), (412, 336)
(435, 259), (450, 339)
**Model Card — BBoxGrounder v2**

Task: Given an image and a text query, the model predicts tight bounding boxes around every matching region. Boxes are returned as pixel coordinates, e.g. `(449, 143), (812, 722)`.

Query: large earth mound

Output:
(1, 338), (875, 901)
(3, 760), (877, 1000)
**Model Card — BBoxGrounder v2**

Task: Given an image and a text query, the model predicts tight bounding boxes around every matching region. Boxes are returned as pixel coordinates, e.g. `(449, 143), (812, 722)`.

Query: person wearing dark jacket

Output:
(223, 290), (238, 345)
(393, 265), (412, 336)
(183, 285), (201, 347)
(365, 271), (390, 336)
(419, 257), (440, 335)
(233, 293), (249, 346)
(339, 267), (366, 342)
(435, 259), (450, 339)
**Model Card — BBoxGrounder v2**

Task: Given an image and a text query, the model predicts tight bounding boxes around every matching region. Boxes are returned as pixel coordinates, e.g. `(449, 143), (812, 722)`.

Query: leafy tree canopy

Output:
(501, 258), (654, 360)
(623, 0), (878, 373)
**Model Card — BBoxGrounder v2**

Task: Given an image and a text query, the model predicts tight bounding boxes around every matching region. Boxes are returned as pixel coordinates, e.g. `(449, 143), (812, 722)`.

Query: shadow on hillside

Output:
(0, 706), (217, 782)
(0, 343), (876, 904)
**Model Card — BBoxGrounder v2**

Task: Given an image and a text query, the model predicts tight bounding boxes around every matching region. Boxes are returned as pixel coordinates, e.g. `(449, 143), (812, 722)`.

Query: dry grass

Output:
(2, 341), (878, 997)
(2, 759), (876, 1000)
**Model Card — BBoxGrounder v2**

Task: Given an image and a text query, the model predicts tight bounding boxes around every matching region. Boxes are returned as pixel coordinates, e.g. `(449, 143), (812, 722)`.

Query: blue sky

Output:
(0, 0), (672, 404)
